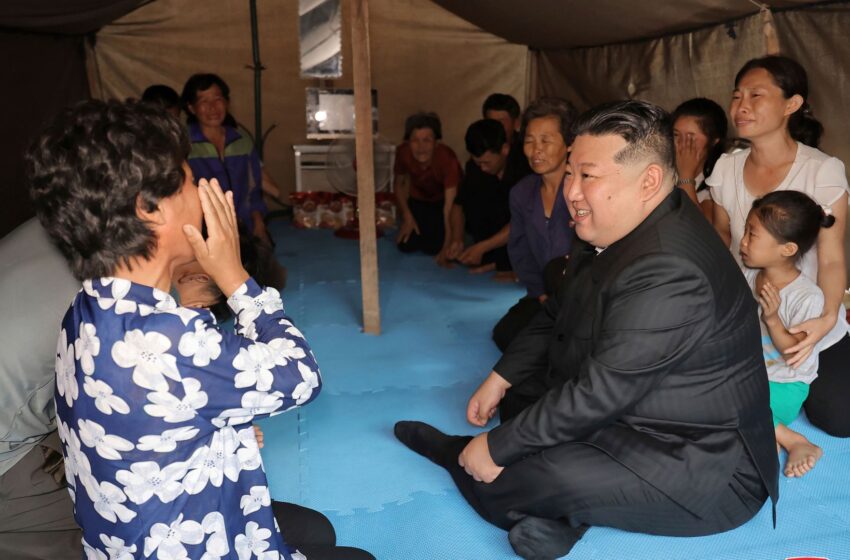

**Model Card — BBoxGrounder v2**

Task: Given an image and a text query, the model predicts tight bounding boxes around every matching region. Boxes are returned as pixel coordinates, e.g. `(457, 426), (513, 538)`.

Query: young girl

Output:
(671, 97), (728, 223)
(739, 190), (843, 477)
(709, 55), (850, 437)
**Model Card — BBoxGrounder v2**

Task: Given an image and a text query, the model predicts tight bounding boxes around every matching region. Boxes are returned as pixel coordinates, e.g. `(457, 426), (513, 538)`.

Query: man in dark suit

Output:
(395, 100), (779, 560)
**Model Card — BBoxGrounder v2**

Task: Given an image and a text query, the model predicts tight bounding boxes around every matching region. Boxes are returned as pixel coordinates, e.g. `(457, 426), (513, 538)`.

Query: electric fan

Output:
(325, 138), (393, 239)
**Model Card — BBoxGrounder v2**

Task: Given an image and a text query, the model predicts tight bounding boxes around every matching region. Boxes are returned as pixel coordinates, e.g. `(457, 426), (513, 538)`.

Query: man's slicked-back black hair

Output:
(27, 99), (190, 280)
(571, 99), (676, 175)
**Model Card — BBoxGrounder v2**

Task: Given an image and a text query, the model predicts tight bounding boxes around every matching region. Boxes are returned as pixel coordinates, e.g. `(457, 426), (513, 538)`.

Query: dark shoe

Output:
(508, 516), (587, 560)
(393, 421), (468, 468)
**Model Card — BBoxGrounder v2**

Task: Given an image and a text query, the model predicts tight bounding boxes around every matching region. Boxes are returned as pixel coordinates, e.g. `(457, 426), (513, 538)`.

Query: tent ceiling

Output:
(430, 0), (829, 49)
(0, 0), (147, 34)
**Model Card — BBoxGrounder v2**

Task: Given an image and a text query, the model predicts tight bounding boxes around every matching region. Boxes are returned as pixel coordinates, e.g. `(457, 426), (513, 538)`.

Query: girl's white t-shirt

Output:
(707, 142), (850, 349)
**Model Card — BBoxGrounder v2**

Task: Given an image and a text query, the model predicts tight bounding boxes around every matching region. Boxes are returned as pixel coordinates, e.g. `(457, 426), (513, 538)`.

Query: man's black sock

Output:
(508, 515), (588, 560)
(393, 421), (470, 468)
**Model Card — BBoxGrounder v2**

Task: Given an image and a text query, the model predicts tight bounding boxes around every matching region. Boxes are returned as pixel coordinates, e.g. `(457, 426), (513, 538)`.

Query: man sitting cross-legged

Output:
(395, 100), (779, 560)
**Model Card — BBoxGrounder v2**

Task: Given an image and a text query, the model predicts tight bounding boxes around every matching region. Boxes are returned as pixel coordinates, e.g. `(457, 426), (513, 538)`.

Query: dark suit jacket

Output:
(488, 188), (779, 519)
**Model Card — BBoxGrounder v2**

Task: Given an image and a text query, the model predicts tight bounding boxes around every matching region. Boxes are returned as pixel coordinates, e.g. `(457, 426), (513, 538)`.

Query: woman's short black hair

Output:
(520, 97), (578, 147)
(750, 190), (834, 257)
(27, 99), (190, 281)
(181, 73), (237, 127)
(735, 55), (823, 148)
(403, 112), (442, 141)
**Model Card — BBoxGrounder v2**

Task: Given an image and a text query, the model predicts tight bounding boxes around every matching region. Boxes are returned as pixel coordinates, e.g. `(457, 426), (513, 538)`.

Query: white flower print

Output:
(82, 537), (107, 560)
(83, 377), (130, 415)
(55, 329), (78, 407)
(112, 329), (180, 392)
(235, 427), (263, 472)
(96, 278), (138, 315)
(233, 344), (277, 392)
(239, 486), (271, 516)
(234, 521), (272, 560)
(266, 337), (306, 366)
(292, 361), (320, 405)
(116, 460), (188, 505)
(232, 285), (282, 317)
(144, 378), (208, 423)
(143, 514), (205, 560)
(74, 322), (101, 375)
(80, 475), (136, 524)
(182, 428), (241, 495)
(200, 512), (230, 560)
(160, 306), (202, 326)
(211, 391), (284, 428)
(99, 534), (137, 560)
(57, 419), (91, 490)
(291, 551), (307, 560)
(278, 318), (305, 340)
(179, 320), (223, 367)
(78, 419), (134, 461)
(136, 426), (200, 453)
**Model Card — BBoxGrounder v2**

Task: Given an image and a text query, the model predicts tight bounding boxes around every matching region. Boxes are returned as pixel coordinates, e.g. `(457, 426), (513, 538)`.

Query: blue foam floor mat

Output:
(261, 222), (850, 559)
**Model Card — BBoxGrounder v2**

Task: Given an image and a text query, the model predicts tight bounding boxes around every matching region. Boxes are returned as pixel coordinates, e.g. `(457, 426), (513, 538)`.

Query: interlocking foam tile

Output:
(327, 492), (519, 559)
(299, 323), (498, 395)
(259, 223), (850, 560)
(264, 383), (490, 515)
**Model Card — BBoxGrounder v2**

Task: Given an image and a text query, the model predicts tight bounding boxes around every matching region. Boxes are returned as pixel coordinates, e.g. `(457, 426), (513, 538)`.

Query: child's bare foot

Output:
(775, 424), (823, 478)
(784, 440), (823, 477)
(469, 263), (496, 274)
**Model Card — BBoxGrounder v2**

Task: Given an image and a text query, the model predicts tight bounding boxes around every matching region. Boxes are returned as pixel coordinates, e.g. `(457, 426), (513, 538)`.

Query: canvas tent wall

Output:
(2, 0), (849, 274)
(432, 0), (850, 273)
(84, 0), (529, 210)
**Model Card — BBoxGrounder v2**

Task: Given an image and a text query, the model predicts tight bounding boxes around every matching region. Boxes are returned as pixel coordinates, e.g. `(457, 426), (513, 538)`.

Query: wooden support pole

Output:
(350, 0), (381, 334)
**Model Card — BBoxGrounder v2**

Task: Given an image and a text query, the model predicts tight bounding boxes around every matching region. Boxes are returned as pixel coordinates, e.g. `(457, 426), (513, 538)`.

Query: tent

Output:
(3, 0), (849, 262)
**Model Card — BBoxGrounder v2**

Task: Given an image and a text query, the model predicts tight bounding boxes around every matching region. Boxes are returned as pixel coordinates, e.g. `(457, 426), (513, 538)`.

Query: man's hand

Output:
(396, 213), (420, 244)
(183, 178), (249, 297)
(467, 371), (511, 427)
(787, 312), (839, 367)
(458, 432), (504, 483)
(459, 243), (487, 266)
(436, 240), (464, 267)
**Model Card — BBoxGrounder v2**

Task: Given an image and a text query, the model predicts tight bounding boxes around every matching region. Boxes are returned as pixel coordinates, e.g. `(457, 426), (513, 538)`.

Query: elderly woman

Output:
(492, 98), (578, 352)
(27, 100), (373, 560)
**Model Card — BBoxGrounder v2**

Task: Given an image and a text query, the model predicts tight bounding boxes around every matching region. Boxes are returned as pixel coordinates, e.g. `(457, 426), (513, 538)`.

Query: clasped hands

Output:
(458, 371), (511, 483)
(436, 240), (487, 268)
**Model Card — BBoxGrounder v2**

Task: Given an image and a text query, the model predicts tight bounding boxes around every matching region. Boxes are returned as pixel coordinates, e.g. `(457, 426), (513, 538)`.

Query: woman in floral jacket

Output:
(27, 99), (373, 560)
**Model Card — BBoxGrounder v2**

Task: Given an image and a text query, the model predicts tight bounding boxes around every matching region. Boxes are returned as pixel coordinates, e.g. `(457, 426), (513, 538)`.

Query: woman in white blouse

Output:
(708, 55), (850, 438)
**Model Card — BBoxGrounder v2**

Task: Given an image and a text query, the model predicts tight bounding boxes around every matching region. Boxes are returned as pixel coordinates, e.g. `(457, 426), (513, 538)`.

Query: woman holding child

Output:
(709, 55), (850, 445)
